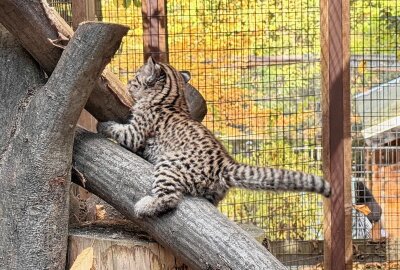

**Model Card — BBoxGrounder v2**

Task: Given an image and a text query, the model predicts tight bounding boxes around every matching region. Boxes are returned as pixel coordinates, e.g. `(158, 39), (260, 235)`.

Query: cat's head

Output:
(127, 57), (191, 102)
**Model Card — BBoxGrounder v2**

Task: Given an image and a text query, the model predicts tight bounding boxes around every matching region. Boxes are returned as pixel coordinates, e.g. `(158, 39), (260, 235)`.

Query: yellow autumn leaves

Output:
(97, 0), (324, 140)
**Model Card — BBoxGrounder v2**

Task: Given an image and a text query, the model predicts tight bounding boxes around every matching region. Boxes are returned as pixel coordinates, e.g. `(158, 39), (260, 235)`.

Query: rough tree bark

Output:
(72, 129), (286, 270)
(0, 23), (128, 269)
(0, 0), (207, 122)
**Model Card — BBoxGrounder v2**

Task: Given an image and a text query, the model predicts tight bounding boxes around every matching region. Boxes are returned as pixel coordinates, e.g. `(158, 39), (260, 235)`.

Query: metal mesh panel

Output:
(95, 0), (144, 83)
(49, 0), (144, 83)
(167, 1), (324, 268)
(351, 0), (400, 268)
(49, 0), (73, 26)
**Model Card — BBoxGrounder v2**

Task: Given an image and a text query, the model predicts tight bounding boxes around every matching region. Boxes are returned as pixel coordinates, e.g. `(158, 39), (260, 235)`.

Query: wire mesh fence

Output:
(351, 0), (400, 268)
(167, 0), (324, 255)
(49, 0), (400, 268)
(50, 0), (73, 25)
(94, 0), (143, 83)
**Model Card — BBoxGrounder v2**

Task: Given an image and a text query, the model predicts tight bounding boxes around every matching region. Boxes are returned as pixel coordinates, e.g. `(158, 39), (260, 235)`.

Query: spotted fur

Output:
(97, 57), (331, 217)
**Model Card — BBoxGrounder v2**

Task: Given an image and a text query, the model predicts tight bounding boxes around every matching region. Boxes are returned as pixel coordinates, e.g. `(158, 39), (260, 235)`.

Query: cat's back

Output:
(150, 107), (228, 163)
(158, 108), (215, 143)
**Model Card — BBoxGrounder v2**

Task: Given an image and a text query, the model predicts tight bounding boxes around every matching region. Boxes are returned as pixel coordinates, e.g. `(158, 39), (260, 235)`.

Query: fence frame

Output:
(142, 0), (168, 62)
(320, 0), (352, 269)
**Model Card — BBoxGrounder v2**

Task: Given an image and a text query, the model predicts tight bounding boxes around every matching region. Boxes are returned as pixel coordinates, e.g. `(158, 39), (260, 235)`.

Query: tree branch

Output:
(72, 128), (286, 270)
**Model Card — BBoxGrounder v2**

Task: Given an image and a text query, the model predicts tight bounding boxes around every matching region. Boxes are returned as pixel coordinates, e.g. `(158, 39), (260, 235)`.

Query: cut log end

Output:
(68, 226), (189, 270)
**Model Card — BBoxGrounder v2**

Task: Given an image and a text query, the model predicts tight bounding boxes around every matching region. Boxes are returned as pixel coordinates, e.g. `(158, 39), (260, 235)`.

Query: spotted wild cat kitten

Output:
(97, 57), (331, 217)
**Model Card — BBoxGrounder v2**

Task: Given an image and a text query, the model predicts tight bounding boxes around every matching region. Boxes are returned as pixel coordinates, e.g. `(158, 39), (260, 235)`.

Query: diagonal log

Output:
(72, 128), (286, 270)
(0, 0), (207, 122)
(0, 22), (128, 269)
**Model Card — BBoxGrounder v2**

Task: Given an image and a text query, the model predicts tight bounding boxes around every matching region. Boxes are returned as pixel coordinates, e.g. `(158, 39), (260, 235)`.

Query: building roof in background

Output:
(354, 76), (400, 146)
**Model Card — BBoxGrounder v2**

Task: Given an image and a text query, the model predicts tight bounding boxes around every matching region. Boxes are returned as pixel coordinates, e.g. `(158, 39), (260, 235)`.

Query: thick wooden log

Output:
(0, 0), (207, 122)
(68, 226), (188, 269)
(0, 23), (127, 269)
(72, 128), (286, 270)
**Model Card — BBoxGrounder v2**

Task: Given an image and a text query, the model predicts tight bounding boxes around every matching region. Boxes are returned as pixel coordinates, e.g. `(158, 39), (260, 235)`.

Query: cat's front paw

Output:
(134, 195), (158, 217)
(96, 121), (115, 136)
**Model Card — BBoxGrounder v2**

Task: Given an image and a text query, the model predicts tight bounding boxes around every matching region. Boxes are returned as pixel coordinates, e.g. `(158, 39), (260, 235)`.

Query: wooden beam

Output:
(71, 0), (86, 30)
(320, 0), (352, 269)
(142, 0), (169, 63)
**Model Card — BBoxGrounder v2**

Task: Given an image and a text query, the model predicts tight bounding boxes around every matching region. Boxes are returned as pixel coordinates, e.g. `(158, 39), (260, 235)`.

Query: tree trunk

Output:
(0, 0), (207, 122)
(72, 128), (286, 270)
(0, 23), (128, 269)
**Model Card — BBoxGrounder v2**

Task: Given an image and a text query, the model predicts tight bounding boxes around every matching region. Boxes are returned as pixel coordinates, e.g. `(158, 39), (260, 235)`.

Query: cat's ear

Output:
(146, 56), (156, 66)
(180, 71), (191, 83)
(145, 56), (161, 85)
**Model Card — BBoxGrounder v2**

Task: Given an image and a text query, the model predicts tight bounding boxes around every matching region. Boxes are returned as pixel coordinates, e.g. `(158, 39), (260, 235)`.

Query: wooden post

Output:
(320, 0), (352, 269)
(72, 0), (98, 132)
(72, 0), (86, 29)
(72, 0), (97, 29)
(142, 0), (169, 63)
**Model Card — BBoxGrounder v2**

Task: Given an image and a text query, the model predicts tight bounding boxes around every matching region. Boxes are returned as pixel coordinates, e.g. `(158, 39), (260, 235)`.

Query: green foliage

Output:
(221, 190), (323, 240)
(351, 0), (399, 54)
(113, 0), (141, 8)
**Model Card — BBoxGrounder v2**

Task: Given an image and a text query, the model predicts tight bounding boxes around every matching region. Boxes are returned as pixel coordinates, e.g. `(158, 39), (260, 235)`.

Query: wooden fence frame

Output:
(320, 0), (352, 269)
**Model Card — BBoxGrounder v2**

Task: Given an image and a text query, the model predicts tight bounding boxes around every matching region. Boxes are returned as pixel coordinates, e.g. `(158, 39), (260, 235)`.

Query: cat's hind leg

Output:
(134, 165), (185, 217)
